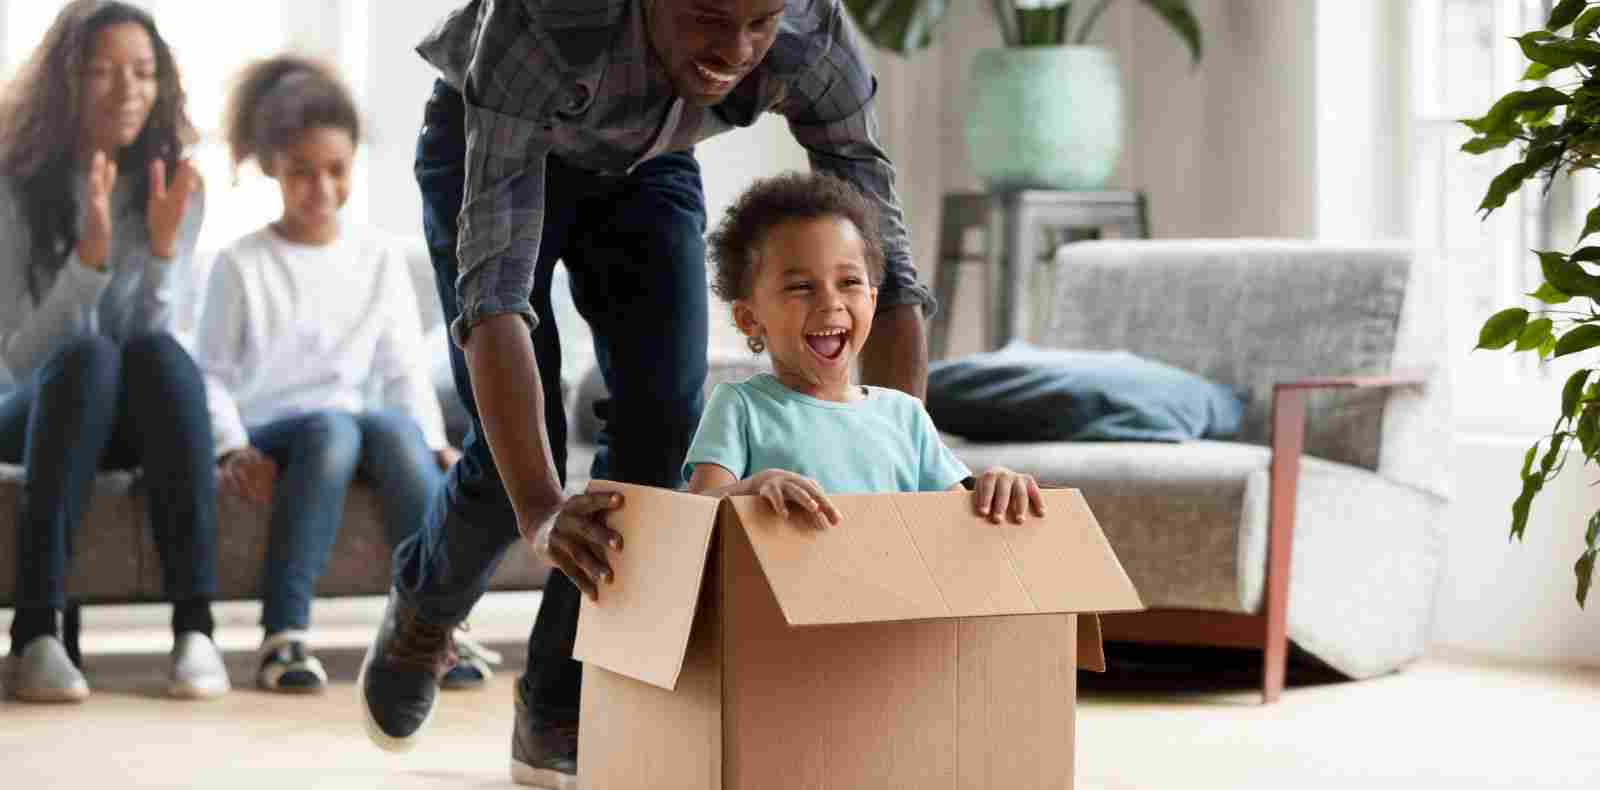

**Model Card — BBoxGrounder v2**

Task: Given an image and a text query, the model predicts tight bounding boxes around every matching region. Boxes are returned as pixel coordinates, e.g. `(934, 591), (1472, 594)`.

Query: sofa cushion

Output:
(946, 438), (1447, 678)
(926, 343), (1244, 443)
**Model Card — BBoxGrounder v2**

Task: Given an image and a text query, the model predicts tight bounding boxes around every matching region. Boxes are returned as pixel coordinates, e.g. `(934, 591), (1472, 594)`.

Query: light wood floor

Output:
(1, 602), (1596, 789)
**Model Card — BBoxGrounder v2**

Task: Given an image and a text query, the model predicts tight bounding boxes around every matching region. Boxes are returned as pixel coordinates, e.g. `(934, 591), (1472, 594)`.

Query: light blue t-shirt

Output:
(683, 373), (971, 494)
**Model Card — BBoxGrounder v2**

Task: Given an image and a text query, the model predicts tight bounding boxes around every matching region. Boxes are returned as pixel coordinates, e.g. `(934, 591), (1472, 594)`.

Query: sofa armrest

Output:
(1259, 371), (1425, 699)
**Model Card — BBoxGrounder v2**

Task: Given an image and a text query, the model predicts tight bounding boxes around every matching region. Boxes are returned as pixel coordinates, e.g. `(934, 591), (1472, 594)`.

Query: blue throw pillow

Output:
(926, 343), (1244, 443)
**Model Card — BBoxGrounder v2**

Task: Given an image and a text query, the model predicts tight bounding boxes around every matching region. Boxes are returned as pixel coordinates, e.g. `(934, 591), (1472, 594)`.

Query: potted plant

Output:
(844, 0), (1202, 189)
(1463, 0), (1600, 605)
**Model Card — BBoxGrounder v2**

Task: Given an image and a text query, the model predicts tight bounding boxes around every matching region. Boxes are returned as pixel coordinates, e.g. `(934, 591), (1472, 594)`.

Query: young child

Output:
(685, 172), (1046, 523)
(195, 55), (492, 693)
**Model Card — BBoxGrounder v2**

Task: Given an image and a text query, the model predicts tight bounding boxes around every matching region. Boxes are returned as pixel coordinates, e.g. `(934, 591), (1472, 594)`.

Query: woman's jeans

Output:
(0, 333), (218, 647)
(252, 409), (441, 635)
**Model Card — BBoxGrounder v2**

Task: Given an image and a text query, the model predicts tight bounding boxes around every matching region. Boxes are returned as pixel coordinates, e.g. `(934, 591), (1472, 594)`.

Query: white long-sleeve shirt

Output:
(0, 173), (204, 395)
(194, 225), (447, 456)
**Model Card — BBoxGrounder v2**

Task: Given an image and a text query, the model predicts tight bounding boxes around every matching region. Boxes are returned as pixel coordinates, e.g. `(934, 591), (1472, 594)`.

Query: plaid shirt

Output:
(417, 0), (931, 344)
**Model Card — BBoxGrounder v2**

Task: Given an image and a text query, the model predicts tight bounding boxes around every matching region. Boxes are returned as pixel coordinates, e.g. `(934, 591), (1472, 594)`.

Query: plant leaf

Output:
(1580, 408), (1600, 456)
(1556, 323), (1600, 357)
(1517, 317), (1556, 351)
(1539, 250), (1600, 299)
(1511, 474), (1540, 540)
(1565, 370), (1592, 417)
(1463, 86), (1570, 136)
(1549, 0), (1587, 30)
(1529, 281), (1574, 303)
(1577, 549), (1596, 607)
(1540, 432), (1568, 480)
(1577, 7), (1600, 38)
(1542, 335), (1560, 358)
(1583, 207), (1600, 241)
(1462, 135), (1518, 154)
(1570, 246), (1600, 263)
(843, 0), (950, 53)
(1524, 61), (1557, 81)
(1137, 0), (1203, 66)
(1586, 511), (1600, 548)
(1479, 161), (1532, 215)
(1478, 307), (1531, 349)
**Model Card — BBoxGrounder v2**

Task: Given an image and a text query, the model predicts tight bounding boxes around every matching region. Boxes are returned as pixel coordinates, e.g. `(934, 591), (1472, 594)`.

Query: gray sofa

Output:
(945, 240), (1452, 695)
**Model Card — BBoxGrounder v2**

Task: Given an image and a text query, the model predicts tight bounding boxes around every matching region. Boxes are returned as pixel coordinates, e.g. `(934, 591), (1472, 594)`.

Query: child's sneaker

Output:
(5, 634), (89, 703)
(441, 627), (502, 691)
(169, 632), (230, 699)
(257, 631), (327, 694)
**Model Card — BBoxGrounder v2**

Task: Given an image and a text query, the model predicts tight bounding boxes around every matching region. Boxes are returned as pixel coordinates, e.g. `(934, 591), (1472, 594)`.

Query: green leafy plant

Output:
(843, 0), (1201, 63)
(1463, 0), (1600, 606)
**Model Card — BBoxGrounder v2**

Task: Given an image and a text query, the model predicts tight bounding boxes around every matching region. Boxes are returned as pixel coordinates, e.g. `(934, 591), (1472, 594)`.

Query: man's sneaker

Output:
(5, 634), (89, 703)
(256, 631), (326, 694)
(510, 682), (578, 789)
(359, 589), (458, 752)
(169, 632), (230, 699)
(440, 627), (502, 691)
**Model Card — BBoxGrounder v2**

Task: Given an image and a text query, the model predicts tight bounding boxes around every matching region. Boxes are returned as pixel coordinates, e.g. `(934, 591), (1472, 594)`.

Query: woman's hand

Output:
(79, 150), (117, 270)
(146, 158), (200, 260)
(218, 446), (277, 506)
(971, 466), (1045, 524)
(742, 469), (840, 529)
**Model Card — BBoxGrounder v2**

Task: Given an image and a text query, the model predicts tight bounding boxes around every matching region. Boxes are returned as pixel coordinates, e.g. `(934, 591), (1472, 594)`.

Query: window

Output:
(1412, 0), (1582, 432)
(0, 0), (371, 255)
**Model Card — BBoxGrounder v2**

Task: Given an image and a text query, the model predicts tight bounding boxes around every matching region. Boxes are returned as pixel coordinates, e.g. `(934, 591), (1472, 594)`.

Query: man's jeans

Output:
(252, 409), (442, 634)
(394, 79), (709, 721)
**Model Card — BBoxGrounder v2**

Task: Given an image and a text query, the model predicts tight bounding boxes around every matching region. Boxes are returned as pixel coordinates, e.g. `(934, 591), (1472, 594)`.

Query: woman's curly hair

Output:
(0, 0), (195, 303)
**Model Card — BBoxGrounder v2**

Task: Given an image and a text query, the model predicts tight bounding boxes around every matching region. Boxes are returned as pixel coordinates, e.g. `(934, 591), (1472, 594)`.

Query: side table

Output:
(931, 190), (1149, 359)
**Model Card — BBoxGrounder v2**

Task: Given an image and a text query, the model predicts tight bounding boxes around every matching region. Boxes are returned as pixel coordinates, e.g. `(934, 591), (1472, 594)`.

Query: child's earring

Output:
(747, 335), (766, 354)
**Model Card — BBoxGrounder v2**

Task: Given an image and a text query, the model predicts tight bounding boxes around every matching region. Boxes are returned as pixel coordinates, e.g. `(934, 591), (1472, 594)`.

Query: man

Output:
(359, 1), (933, 787)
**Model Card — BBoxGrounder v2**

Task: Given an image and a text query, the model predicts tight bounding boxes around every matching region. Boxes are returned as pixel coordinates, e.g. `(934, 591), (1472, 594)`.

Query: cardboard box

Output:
(574, 482), (1143, 790)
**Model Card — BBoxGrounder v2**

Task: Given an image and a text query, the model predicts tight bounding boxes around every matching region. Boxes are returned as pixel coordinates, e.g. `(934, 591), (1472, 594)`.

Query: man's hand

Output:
(971, 466), (1045, 524)
(528, 491), (626, 602)
(218, 446), (277, 506)
(741, 469), (840, 529)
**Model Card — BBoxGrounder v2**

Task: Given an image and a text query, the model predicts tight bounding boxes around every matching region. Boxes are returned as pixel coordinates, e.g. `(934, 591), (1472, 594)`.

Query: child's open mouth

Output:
(804, 328), (849, 361)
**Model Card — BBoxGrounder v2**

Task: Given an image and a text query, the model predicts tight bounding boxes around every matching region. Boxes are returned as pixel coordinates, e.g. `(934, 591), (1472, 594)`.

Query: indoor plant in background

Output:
(1465, 0), (1600, 605)
(844, 0), (1202, 189)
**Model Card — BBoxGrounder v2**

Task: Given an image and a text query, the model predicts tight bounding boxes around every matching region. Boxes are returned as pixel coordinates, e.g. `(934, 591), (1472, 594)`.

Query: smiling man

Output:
(358, 1), (934, 786)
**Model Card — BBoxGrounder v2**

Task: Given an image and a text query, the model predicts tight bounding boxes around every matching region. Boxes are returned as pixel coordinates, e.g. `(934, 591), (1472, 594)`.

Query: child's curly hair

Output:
(221, 54), (359, 174)
(708, 172), (885, 303)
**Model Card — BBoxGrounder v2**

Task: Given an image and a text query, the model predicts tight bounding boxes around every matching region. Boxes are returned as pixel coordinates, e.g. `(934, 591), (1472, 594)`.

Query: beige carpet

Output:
(1, 645), (1596, 789)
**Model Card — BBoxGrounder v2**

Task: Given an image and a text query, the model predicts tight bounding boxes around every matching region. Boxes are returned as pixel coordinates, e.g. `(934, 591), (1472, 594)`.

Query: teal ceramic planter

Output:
(965, 46), (1124, 190)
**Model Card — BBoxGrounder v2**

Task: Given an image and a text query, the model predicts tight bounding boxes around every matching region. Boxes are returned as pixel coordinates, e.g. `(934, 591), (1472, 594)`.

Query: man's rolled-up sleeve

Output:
(780, 12), (936, 317)
(451, 99), (552, 347)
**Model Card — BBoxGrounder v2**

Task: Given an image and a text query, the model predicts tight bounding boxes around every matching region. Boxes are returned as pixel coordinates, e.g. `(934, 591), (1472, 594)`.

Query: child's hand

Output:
(972, 467), (1045, 524)
(744, 469), (840, 529)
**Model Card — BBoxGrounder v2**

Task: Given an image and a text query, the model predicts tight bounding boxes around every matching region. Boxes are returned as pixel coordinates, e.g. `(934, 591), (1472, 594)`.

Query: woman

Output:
(0, 0), (226, 702)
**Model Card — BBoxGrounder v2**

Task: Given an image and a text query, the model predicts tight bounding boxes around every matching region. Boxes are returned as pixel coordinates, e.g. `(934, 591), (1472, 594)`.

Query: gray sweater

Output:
(0, 172), (205, 396)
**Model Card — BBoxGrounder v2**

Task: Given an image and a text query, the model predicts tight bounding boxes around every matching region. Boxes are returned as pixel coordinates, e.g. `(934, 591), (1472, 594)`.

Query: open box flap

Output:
(572, 482), (720, 691)
(729, 489), (1144, 627)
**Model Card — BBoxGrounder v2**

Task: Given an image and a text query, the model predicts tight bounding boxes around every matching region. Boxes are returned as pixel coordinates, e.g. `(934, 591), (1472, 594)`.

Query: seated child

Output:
(685, 172), (1046, 523)
(195, 55), (493, 694)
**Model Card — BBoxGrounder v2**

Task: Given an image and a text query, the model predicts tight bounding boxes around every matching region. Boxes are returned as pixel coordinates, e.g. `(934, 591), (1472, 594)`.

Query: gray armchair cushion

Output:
(926, 343), (1244, 442)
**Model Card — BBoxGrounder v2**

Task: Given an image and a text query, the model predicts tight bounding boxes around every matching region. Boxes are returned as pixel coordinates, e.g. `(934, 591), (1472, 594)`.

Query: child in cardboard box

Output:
(684, 172), (1045, 522)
